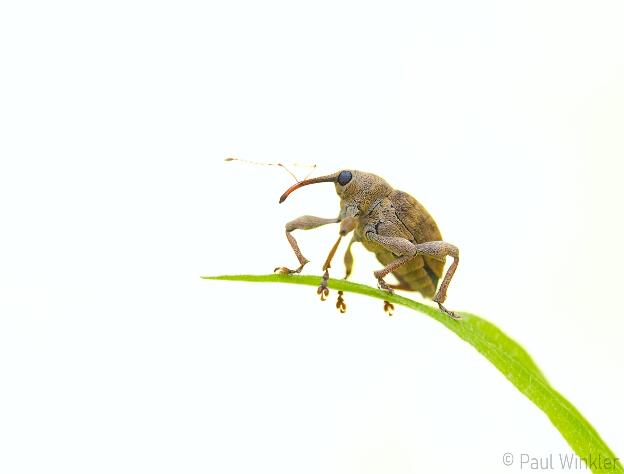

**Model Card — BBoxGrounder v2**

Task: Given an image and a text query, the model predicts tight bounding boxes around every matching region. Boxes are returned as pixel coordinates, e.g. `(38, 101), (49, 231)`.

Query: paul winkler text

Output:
(513, 453), (620, 470)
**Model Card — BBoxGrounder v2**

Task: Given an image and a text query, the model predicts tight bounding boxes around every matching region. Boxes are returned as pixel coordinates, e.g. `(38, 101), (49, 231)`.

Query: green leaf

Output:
(203, 273), (622, 473)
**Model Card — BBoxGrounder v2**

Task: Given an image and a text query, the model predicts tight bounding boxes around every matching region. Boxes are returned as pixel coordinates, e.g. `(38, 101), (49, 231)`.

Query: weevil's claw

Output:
(383, 300), (394, 316)
(317, 285), (329, 301)
(317, 269), (330, 301)
(274, 261), (308, 275)
(336, 290), (347, 313)
(377, 278), (395, 294)
(436, 301), (462, 320)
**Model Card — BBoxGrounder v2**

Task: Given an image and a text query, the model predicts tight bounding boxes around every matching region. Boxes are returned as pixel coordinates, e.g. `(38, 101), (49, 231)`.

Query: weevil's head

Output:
(279, 169), (392, 211)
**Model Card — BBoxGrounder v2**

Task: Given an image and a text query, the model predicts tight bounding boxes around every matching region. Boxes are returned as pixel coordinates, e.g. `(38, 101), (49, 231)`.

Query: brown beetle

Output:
(275, 169), (461, 319)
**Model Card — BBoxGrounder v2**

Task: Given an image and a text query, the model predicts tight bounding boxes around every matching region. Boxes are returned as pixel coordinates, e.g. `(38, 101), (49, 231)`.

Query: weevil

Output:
(274, 169), (461, 319)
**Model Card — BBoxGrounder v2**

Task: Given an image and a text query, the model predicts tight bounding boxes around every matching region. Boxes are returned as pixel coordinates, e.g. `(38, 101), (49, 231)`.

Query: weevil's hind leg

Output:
(364, 234), (416, 294)
(430, 244), (460, 320)
(274, 215), (340, 275)
(402, 241), (461, 319)
(366, 232), (461, 320)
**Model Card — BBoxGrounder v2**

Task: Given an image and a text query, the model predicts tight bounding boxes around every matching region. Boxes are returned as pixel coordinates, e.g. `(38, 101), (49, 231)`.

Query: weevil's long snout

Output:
(278, 172), (339, 203)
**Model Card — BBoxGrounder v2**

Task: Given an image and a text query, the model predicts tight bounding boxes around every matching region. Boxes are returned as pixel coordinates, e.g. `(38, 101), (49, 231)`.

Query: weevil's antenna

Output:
(225, 157), (316, 182)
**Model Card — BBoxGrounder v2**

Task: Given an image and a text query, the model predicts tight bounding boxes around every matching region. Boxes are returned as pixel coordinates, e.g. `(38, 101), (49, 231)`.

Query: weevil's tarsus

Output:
(383, 300), (395, 316)
(317, 286), (330, 301)
(274, 263), (307, 275)
(436, 301), (462, 320)
(336, 290), (346, 313)
(225, 157), (317, 183)
(317, 270), (330, 301)
(377, 278), (395, 294)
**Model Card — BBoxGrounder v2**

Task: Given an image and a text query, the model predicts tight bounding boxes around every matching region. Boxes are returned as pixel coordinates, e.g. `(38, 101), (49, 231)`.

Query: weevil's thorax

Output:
(335, 171), (393, 215)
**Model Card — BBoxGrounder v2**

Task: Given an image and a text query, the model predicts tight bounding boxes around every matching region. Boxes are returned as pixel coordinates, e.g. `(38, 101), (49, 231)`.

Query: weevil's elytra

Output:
(275, 169), (461, 319)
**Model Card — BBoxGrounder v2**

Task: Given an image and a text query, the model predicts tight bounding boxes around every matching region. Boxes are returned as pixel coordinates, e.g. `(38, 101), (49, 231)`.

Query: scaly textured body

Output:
(355, 190), (443, 298)
(275, 169), (460, 319)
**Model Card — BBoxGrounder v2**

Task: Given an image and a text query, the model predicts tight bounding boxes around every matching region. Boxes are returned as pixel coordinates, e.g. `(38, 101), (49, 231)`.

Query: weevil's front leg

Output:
(365, 231), (461, 319)
(322, 233), (359, 313)
(317, 234), (343, 301)
(274, 215), (339, 274)
(317, 216), (358, 309)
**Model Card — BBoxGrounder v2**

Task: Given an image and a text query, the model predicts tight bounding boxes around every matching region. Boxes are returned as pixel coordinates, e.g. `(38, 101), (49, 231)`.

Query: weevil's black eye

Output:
(337, 170), (352, 186)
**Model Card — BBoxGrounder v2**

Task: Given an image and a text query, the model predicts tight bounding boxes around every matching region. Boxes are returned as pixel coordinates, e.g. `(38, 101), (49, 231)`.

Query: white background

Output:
(1, 1), (623, 473)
